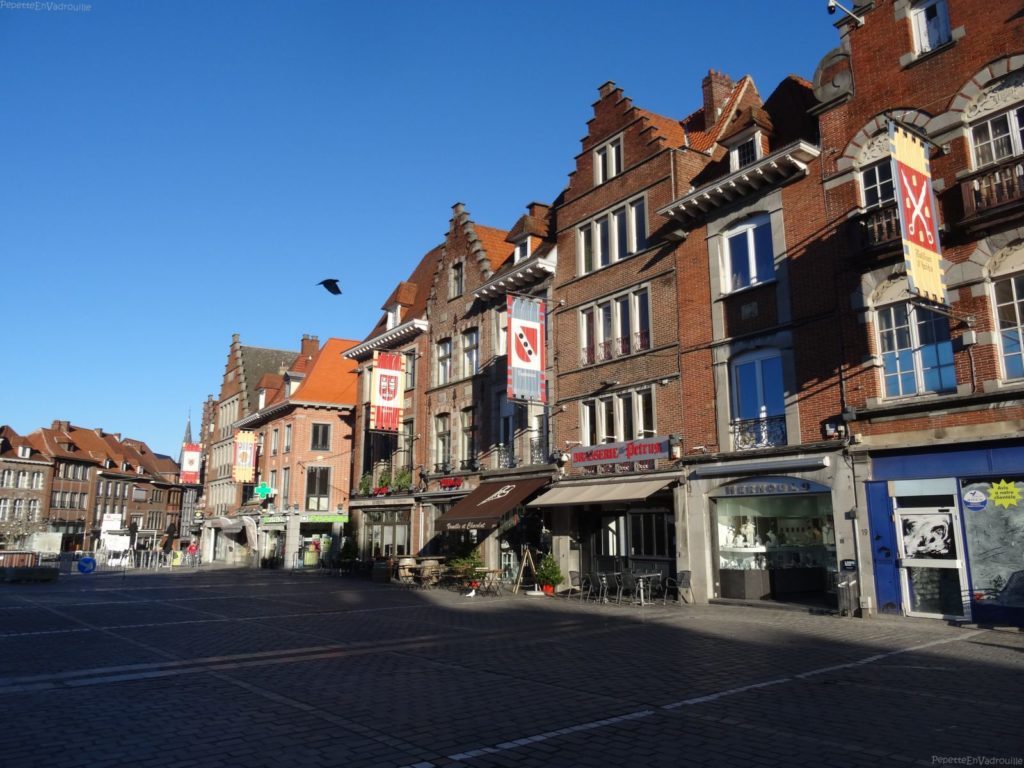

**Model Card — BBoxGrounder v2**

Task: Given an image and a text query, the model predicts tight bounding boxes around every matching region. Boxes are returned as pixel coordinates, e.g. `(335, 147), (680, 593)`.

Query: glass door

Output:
(895, 507), (970, 619)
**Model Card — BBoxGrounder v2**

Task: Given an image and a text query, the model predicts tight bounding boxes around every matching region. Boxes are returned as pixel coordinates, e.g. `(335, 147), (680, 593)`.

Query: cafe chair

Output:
(564, 570), (584, 600)
(663, 570), (692, 605)
(618, 570), (639, 605)
(588, 571), (608, 603)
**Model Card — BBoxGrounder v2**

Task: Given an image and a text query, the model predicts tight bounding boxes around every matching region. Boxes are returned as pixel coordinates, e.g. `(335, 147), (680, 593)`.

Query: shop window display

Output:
(960, 477), (1024, 621)
(716, 493), (837, 601)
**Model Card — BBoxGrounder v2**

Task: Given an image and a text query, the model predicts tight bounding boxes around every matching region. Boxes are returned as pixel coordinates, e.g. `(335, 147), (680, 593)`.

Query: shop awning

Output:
(436, 477), (551, 531)
(208, 516), (243, 533)
(527, 478), (673, 507)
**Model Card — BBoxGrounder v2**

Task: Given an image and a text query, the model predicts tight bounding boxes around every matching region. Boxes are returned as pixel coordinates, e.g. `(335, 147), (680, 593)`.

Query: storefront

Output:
(351, 493), (416, 561)
(864, 441), (1024, 626)
(528, 473), (679, 585)
(684, 450), (856, 607)
(435, 476), (551, 573)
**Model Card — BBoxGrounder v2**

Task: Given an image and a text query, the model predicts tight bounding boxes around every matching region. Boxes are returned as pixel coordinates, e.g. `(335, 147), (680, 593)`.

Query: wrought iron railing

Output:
(731, 416), (787, 450)
(459, 458), (478, 472)
(580, 329), (653, 367)
(529, 438), (549, 465)
(495, 444), (517, 469)
(961, 160), (1024, 218)
(433, 461), (452, 474)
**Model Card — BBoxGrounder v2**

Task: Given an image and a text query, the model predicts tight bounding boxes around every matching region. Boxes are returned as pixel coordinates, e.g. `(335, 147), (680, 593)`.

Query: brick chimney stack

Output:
(300, 334), (319, 359)
(702, 69), (734, 123)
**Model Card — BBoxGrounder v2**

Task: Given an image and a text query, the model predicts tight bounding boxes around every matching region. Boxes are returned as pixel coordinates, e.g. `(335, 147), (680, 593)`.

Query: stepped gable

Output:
(634, 107), (687, 149)
(437, 203), (514, 287)
(237, 344), (299, 417)
(291, 338), (360, 405)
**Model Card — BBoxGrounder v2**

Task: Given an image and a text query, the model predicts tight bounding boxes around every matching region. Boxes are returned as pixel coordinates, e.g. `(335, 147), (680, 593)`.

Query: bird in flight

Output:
(317, 279), (342, 295)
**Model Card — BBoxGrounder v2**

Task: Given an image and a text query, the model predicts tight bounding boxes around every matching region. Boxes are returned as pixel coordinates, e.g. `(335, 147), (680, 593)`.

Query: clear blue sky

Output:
(0, 0), (840, 459)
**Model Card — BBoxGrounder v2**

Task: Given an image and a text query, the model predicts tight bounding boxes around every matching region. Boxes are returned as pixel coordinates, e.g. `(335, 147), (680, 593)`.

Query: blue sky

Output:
(0, 0), (840, 458)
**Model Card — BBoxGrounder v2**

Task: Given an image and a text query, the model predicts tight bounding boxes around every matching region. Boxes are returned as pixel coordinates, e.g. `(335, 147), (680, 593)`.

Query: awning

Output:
(207, 516), (243, 533)
(527, 478), (673, 507)
(241, 516), (258, 549)
(436, 477), (550, 531)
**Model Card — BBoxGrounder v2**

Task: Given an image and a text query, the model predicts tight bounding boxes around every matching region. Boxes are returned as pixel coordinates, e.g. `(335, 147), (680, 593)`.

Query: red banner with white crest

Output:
(370, 351), (403, 431)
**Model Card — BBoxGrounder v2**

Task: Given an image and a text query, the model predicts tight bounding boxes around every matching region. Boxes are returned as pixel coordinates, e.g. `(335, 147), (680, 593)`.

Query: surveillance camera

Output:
(827, 0), (836, 13)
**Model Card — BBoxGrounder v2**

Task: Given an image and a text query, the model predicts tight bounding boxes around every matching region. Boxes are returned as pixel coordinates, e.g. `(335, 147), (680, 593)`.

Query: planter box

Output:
(719, 569), (770, 600)
(1, 566), (59, 583)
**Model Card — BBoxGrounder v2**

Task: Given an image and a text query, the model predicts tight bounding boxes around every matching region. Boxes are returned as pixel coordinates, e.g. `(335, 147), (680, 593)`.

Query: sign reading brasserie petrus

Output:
(571, 437), (669, 467)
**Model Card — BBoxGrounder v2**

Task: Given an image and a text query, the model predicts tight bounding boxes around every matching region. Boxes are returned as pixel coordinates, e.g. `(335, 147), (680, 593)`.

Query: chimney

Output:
(301, 334), (319, 359)
(52, 419), (70, 432)
(527, 202), (550, 220)
(702, 69), (735, 123)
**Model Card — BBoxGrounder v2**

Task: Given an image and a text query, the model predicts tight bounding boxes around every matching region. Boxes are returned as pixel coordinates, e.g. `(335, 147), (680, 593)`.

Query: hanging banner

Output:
(889, 121), (947, 304)
(232, 431), (256, 483)
(180, 442), (202, 484)
(507, 295), (546, 402)
(370, 351), (403, 431)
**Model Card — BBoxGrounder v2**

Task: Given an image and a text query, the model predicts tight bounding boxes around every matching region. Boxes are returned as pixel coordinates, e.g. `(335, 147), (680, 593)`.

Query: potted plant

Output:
(535, 554), (563, 596)
(373, 468), (392, 496)
(357, 473), (373, 496)
(392, 466), (413, 492)
(447, 550), (484, 589)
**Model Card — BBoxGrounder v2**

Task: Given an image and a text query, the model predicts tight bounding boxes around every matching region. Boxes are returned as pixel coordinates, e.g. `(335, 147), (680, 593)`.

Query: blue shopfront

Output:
(865, 441), (1024, 626)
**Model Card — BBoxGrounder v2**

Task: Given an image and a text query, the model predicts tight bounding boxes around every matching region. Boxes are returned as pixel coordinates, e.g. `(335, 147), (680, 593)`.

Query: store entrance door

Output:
(894, 506), (970, 620)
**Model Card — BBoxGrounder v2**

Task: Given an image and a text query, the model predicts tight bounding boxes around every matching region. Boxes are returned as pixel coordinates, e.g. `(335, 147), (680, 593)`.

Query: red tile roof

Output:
(292, 338), (360, 405)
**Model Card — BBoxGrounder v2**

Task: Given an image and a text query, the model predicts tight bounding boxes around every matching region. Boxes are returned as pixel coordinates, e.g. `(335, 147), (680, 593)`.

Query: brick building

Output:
(0, 426), (50, 548)
(807, 0), (1024, 623)
(231, 335), (359, 568)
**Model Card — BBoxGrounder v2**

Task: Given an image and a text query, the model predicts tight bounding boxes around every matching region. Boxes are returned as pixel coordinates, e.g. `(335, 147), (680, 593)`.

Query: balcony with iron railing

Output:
(459, 458), (478, 472)
(494, 444), (517, 469)
(433, 461), (452, 475)
(580, 330), (652, 368)
(960, 158), (1024, 220)
(730, 416), (787, 451)
(529, 437), (549, 465)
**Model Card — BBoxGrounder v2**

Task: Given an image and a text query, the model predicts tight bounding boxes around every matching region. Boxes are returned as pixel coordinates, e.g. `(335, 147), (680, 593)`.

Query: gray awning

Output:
(207, 516), (243, 533)
(527, 478), (672, 507)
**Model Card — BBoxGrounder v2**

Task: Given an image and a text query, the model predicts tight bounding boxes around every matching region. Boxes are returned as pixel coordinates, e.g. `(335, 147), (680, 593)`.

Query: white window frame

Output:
(577, 194), (647, 275)
(513, 237), (530, 264)
(594, 135), (623, 185)
(970, 107), (1024, 169)
(722, 214), (775, 293)
(436, 338), (452, 385)
(911, 0), (951, 55)
(729, 132), (761, 172)
(992, 273), (1024, 381)
(875, 301), (956, 398)
(434, 413), (451, 469)
(580, 386), (655, 445)
(578, 286), (650, 366)
(860, 159), (896, 208)
(461, 328), (479, 378)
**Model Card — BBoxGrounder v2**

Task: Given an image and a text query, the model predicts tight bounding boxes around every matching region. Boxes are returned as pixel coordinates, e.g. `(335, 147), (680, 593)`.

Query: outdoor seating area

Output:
(573, 569), (692, 607)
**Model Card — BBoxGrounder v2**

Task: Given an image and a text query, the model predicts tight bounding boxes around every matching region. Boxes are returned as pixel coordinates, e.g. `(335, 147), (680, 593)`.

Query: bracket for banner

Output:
(909, 297), (975, 327)
(884, 112), (948, 156)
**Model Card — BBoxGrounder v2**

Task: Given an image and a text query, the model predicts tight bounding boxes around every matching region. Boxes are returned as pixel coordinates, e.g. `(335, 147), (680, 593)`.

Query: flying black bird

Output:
(317, 279), (342, 295)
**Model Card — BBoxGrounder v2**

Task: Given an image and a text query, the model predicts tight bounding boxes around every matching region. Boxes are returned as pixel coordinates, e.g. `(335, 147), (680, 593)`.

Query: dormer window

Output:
(385, 303), (401, 330)
(121, 462), (129, 471)
(286, 377), (300, 396)
(258, 388), (266, 410)
(17, 445), (30, 459)
(513, 237), (531, 264)
(729, 132), (762, 172)
(594, 136), (623, 184)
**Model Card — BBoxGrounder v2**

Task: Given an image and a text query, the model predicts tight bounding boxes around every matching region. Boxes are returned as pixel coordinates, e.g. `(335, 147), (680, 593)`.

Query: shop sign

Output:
(841, 559), (857, 571)
(962, 488), (988, 512)
(301, 514), (349, 524)
(722, 477), (822, 496)
(439, 477), (463, 490)
(571, 437), (669, 467)
(261, 515), (287, 524)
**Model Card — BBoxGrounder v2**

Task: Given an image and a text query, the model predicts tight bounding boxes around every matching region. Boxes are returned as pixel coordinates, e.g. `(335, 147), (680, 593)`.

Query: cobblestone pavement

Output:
(1, 567), (1021, 768)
